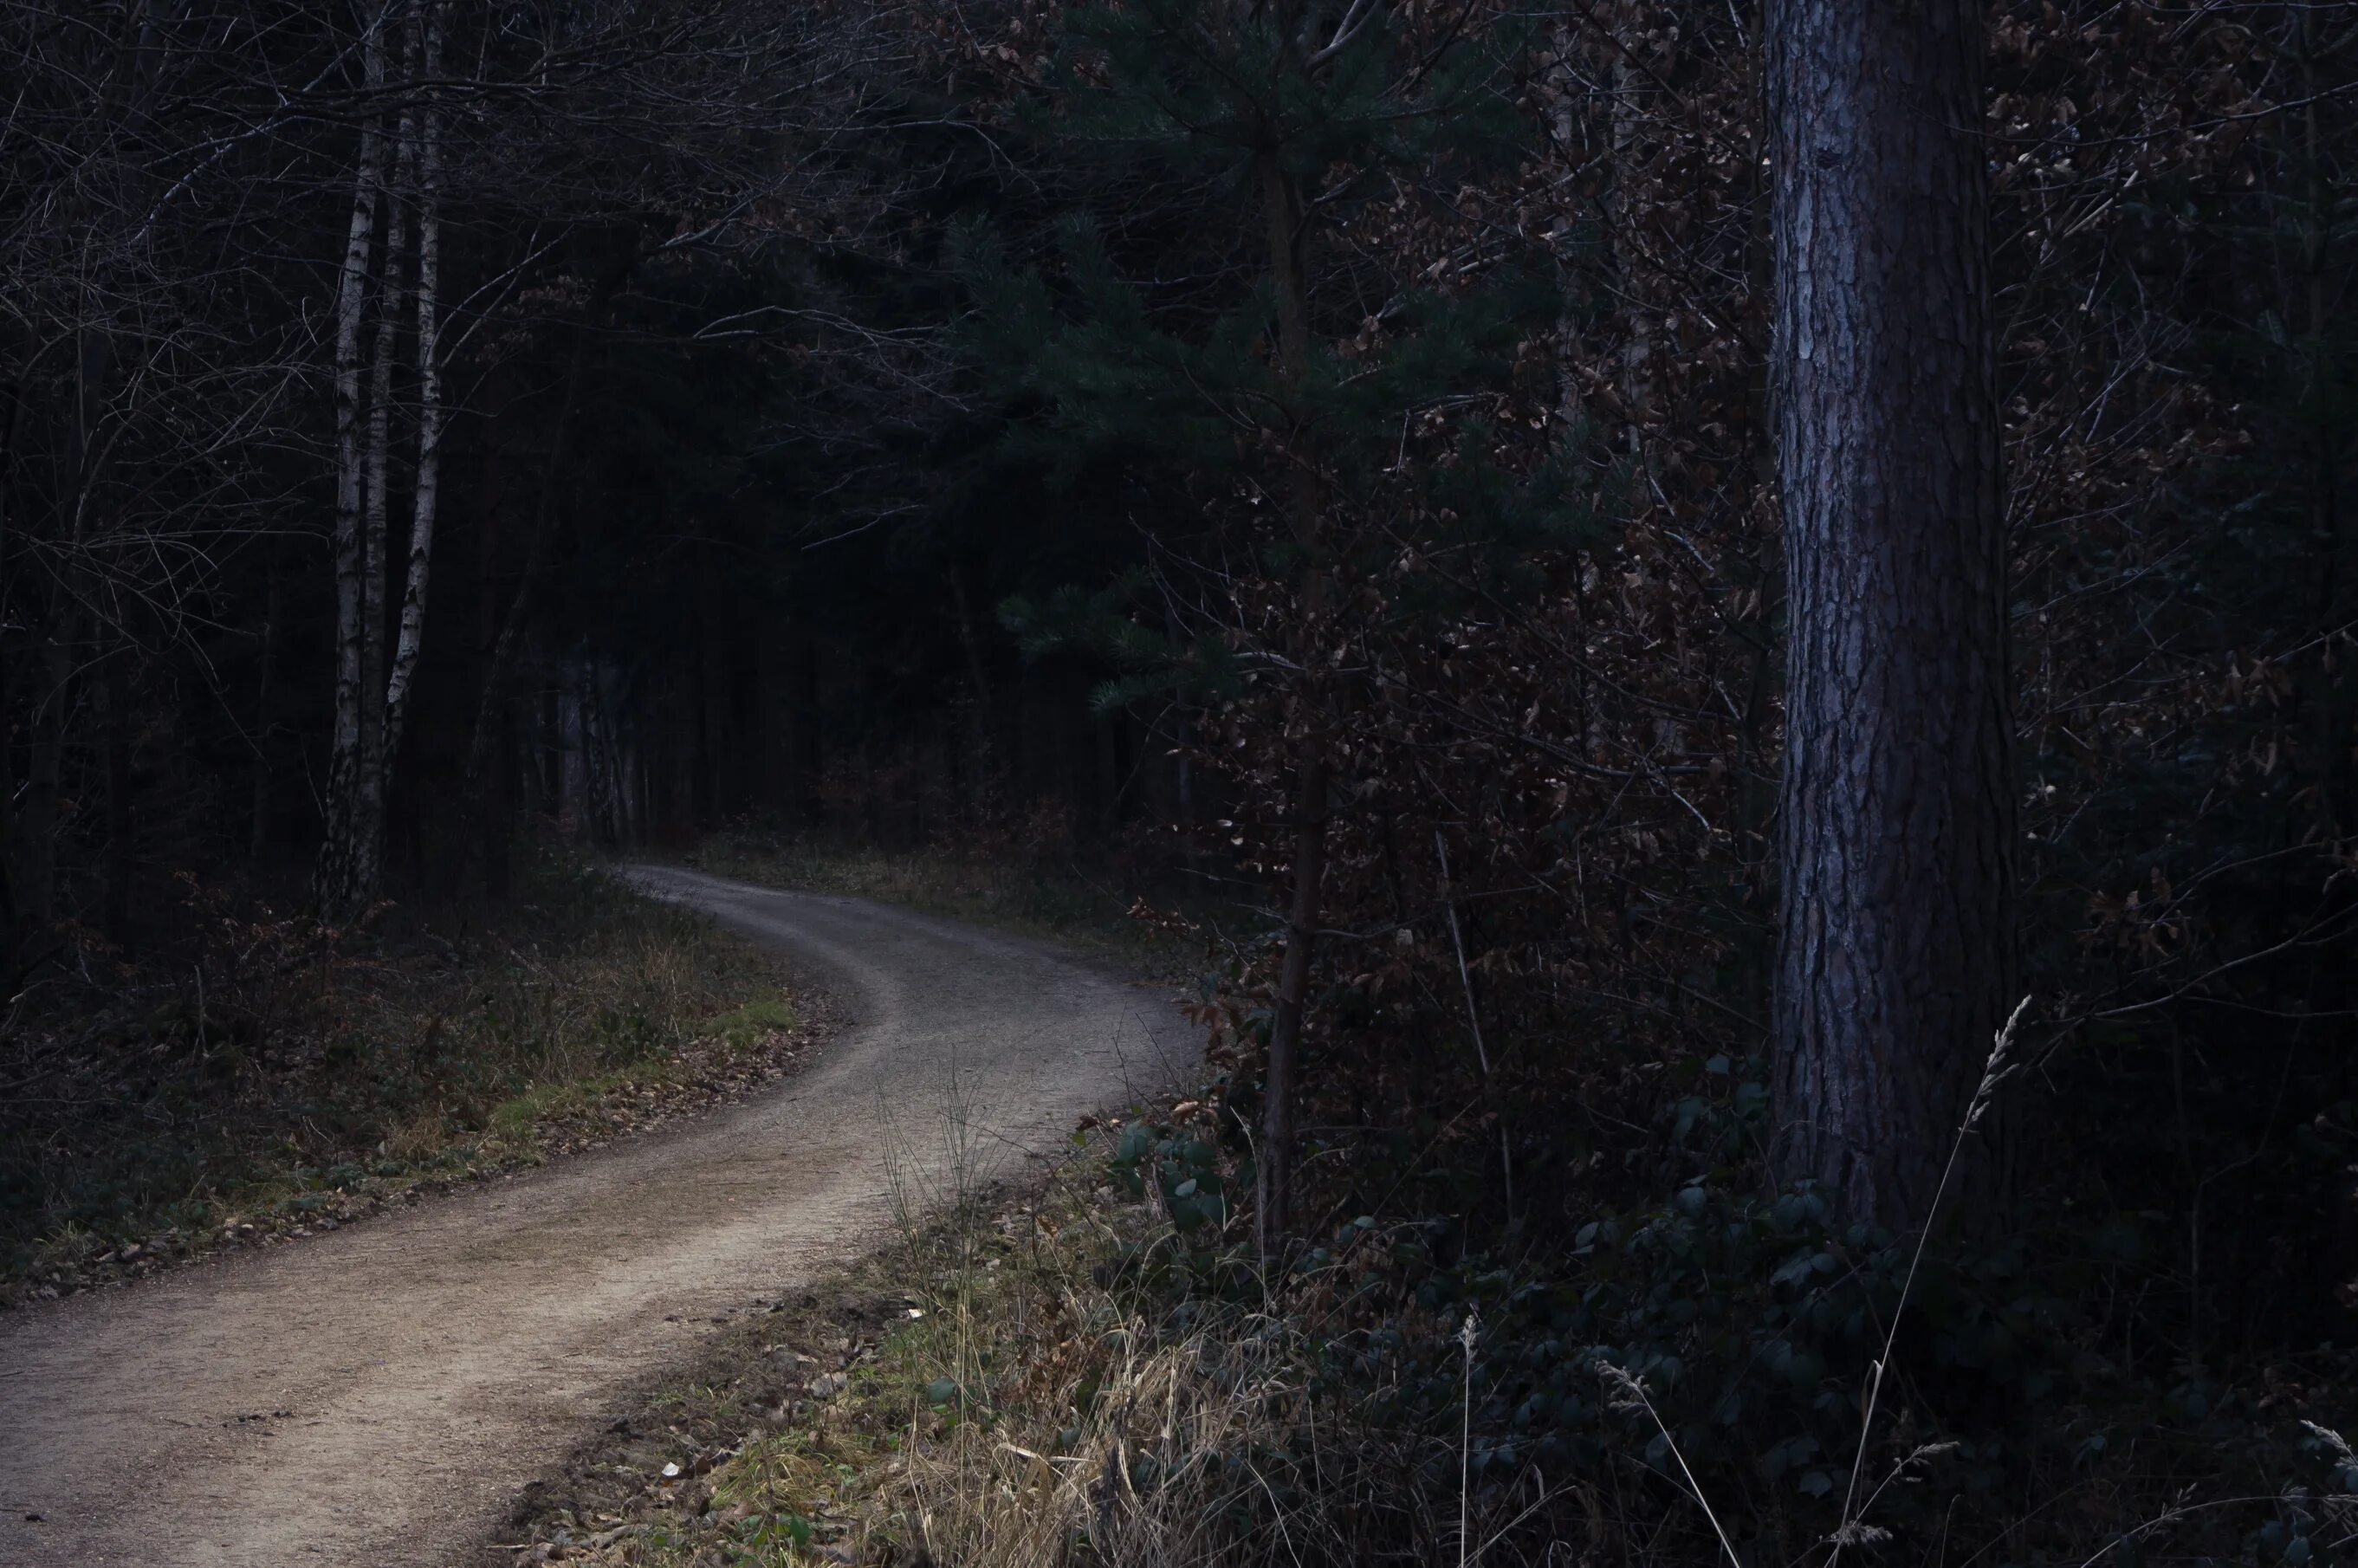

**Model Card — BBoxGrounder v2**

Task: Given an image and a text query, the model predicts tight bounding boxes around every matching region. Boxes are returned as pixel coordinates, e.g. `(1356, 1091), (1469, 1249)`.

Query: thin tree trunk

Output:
(698, 578), (729, 824)
(455, 237), (635, 887)
(314, 12), (390, 920)
(0, 380), (18, 938)
(1094, 715), (1121, 839)
(14, 12), (159, 944)
(1590, 2), (1658, 451)
(1253, 147), (1331, 1263)
(355, 75), (411, 901)
(558, 662), (586, 842)
(949, 569), (994, 819)
(103, 651), (132, 943)
(2295, 12), (2353, 1027)
(20, 638), (70, 933)
(251, 567), (280, 859)
(482, 697), (513, 899)
(1767, 0), (2016, 1232)
(790, 631), (820, 825)
(384, 1), (444, 770)
(461, 371), (581, 834)
(23, 323), (115, 934)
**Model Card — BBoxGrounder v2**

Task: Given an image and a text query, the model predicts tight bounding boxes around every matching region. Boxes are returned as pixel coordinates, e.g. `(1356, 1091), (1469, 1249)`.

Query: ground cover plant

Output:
(0, 852), (815, 1305)
(503, 1087), (2358, 1567)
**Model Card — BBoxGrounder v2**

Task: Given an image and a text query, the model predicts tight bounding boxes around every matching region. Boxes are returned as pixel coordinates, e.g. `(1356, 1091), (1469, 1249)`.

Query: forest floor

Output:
(0, 866), (1195, 1568)
(0, 856), (816, 1307)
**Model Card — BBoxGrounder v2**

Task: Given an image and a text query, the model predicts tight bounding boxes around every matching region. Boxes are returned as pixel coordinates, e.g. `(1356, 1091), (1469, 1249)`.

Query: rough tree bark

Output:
(314, 12), (390, 920)
(1767, 0), (2016, 1232)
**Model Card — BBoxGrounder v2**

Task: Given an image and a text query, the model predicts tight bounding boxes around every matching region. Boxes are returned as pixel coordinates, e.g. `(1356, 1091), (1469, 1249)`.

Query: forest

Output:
(2, 1), (2355, 1565)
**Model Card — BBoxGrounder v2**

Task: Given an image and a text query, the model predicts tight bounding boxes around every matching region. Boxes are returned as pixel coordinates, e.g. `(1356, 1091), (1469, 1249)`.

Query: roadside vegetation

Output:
(684, 821), (1212, 974)
(509, 1083), (2358, 1568)
(0, 853), (814, 1306)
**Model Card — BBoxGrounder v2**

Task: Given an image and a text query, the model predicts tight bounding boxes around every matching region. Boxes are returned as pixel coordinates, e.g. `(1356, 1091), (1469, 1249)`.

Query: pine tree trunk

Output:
(314, 16), (389, 921)
(1767, 0), (2016, 1232)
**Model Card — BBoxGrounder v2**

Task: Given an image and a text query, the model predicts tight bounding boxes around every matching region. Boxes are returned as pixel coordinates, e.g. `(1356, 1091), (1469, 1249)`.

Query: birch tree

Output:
(314, 10), (392, 920)
(384, 1), (445, 769)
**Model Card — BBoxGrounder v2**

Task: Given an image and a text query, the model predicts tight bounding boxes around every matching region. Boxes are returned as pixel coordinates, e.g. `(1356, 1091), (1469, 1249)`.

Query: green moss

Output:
(711, 996), (800, 1050)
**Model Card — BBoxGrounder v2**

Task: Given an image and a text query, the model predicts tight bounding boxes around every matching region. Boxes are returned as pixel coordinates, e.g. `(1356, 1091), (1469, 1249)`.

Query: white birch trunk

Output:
(353, 79), (411, 902)
(314, 11), (389, 918)
(383, 2), (444, 768)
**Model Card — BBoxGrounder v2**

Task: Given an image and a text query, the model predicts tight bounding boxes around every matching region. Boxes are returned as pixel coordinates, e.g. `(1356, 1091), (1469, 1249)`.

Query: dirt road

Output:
(0, 867), (1192, 1567)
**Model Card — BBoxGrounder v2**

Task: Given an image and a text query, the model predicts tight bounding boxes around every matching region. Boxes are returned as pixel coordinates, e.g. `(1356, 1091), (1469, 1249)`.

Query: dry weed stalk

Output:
(1827, 995), (2027, 1564)
(850, 1001), (2056, 1568)
(1592, 999), (2030, 1568)
(852, 1133), (1537, 1567)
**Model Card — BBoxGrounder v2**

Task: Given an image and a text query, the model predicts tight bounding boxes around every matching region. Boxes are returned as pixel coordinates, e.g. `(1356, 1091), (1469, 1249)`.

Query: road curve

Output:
(0, 866), (1193, 1567)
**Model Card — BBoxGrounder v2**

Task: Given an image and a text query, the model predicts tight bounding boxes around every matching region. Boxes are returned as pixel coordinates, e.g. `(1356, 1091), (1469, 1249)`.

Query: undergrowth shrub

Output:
(842, 1088), (2356, 1568)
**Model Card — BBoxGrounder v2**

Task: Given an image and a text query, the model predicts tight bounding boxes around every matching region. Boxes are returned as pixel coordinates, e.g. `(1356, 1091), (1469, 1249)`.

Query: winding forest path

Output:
(0, 867), (1192, 1567)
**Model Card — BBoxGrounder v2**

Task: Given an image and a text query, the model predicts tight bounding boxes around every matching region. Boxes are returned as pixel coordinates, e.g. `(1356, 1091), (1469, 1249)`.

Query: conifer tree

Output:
(970, 0), (1538, 1259)
(1767, 0), (2015, 1229)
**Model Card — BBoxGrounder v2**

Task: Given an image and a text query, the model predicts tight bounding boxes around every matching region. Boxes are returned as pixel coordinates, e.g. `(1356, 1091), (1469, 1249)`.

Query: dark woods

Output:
(4, 0), (2355, 1559)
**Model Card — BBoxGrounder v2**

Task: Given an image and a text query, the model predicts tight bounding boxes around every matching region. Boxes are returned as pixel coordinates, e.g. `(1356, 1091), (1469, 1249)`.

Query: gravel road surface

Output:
(0, 866), (1191, 1566)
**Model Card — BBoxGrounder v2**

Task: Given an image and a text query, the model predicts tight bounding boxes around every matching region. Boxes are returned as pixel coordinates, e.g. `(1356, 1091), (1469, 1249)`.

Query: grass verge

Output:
(1, 852), (820, 1308)
(497, 1094), (2358, 1568)
(493, 1146), (1202, 1567)
(496, 1105), (1532, 1568)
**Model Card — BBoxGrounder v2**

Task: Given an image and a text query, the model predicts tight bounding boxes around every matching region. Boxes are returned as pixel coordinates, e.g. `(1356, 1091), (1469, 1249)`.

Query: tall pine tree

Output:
(968, 0), (1542, 1258)
(1768, 0), (2016, 1230)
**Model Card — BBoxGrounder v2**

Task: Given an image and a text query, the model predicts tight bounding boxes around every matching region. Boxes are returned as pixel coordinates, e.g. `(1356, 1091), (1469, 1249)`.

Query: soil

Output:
(0, 867), (1195, 1567)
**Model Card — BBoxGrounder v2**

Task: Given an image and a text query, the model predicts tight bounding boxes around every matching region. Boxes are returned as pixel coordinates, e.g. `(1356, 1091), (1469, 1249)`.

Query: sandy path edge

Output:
(0, 867), (1195, 1568)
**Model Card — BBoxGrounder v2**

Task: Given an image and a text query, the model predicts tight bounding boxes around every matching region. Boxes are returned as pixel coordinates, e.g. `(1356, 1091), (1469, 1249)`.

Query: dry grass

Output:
(506, 1099), (1558, 1568)
(850, 1181), (1541, 1568)
(2, 852), (815, 1305)
(501, 1050), (2358, 1568)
